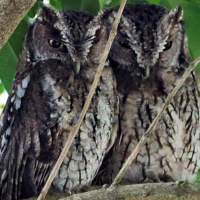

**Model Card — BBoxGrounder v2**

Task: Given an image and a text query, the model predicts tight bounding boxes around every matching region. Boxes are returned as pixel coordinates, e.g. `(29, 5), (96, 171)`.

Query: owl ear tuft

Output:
(162, 6), (183, 27)
(169, 6), (183, 23)
(157, 6), (183, 44)
(37, 4), (61, 24)
(87, 9), (117, 33)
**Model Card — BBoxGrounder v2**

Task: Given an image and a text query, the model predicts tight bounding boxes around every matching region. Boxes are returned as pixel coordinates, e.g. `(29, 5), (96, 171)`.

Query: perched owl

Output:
(0, 5), (118, 200)
(94, 4), (200, 184)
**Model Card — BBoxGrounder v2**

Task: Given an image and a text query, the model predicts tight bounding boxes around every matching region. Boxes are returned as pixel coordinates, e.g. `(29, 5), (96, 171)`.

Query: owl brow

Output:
(61, 40), (72, 46)
(84, 35), (94, 42)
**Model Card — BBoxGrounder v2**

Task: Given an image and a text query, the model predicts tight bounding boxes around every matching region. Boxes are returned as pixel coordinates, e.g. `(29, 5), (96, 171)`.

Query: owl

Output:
(94, 4), (200, 184)
(0, 5), (118, 200)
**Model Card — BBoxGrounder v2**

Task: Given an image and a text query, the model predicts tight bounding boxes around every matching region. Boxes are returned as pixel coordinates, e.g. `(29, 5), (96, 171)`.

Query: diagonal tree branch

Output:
(37, 0), (127, 199)
(110, 57), (200, 188)
(0, 0), (36, 50)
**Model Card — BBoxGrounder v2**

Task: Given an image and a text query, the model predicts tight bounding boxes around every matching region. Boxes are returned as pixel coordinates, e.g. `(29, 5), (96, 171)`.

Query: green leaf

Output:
(158, 0), (172, 9)
(0, 42), (18, 93)
(81, 0), (100, 14)
(103, 0), (147, 8)
(50, 0), (63, 9)
(103, 0), (121, 8)
(147, 0), (161, 4)
(0, 83), (4, 94)
(62, 0), (100, 14)
(27, 0), (43, 18)
(127, 0), (147, 4)
(99, 0), (107, 10)
(62, 0), (82, 10)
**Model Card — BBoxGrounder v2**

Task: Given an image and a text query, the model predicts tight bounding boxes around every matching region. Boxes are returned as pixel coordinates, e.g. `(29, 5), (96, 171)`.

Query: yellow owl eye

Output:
(164, 41), (172, 51)
(48, 39), (63, 48)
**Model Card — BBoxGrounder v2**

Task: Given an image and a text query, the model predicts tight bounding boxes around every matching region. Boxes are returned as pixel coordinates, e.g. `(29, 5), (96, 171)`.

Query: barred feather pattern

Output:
(94, 3), (200, 185)
(0, 5), (119, 199)
(96, 69), (200, 184)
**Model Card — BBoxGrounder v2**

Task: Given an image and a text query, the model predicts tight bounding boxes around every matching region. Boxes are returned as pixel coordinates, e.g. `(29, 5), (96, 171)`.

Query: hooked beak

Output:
(75, 61), (81, 75)
(145, 66), (150, 78)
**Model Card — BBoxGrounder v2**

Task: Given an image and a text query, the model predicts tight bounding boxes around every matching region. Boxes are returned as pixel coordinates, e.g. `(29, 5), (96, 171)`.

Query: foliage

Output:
(0, 0), (200, 93)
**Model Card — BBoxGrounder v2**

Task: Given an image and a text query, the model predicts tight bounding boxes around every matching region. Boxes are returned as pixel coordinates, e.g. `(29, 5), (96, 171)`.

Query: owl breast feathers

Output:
(94, 4), (200, 184)
(0, 5), (118, 200)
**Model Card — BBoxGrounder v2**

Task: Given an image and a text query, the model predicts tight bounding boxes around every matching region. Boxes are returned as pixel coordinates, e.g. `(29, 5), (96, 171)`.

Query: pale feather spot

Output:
(17, 84), (25, 98)
(10, 107), (13, 112)
(69, 160), (78, 171)
(79, 162), (85, 170)
(15, 98), (21, 110)
(66, 179), (73, 190)
(6, 128), (11, 135)
(11, 95), (15, 103)
(7, 115), (11, 121)
(63, 156), (69, 165)
(80, 132), (88, 140)
(47, 129), (51, 136)
(37, 16), (43, 22)
(22, 74), (30, 89)
(105, 61), (109, 66)
(1, 170), (6, 181)
(59, 170), (68, 179)
(50, 113), (58, 118)
(1, 135), (6, 147)
(69, 171), (79, 180)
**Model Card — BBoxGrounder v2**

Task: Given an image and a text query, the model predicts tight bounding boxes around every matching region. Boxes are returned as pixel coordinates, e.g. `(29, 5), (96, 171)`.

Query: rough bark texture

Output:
(0, 0), (36, 50)
(28, 183), (200, 200)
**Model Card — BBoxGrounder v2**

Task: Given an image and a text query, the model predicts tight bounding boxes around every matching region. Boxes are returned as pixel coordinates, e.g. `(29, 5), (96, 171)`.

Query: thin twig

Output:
(37, 0), (127, 199)
(110, 57), (200, 188)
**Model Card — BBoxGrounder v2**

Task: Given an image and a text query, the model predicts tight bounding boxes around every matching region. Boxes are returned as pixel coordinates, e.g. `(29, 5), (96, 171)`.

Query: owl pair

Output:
(0, 3), (200, 200)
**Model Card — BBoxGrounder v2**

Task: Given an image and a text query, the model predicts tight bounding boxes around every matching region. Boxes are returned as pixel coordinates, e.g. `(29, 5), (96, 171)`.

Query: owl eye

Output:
(93, 37), (100, 44)
(48, 39), (63, 48)
(164, 41), (172, 51)
(119, 41), (130, 49)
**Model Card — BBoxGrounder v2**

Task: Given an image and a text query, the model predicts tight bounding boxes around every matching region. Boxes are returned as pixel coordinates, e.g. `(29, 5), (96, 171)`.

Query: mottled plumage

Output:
(0, 5), (118, 200)
(95, 4), (200, 184)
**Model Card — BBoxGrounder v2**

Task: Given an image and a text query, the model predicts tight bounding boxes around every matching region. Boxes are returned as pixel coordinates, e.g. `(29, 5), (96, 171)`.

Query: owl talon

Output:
(176, 180), (189, 186)
(102, 184), (109, 189)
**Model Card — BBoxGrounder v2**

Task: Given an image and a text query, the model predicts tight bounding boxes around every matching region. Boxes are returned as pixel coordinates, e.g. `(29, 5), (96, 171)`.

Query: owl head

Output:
(103, 4), (188, 78)
(26, 5), (93, 73)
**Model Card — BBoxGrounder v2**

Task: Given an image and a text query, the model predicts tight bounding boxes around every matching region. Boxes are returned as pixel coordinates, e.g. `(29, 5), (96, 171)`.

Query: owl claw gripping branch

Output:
(0, 2), (200, 200)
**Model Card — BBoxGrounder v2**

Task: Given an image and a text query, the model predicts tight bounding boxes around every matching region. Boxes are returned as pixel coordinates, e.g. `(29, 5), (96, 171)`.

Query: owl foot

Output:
(176, 179), (189, 186)
(143, 171), (161, 183)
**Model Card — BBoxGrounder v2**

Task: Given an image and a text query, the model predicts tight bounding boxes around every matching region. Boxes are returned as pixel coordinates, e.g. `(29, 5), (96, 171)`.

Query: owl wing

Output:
(0, 61), (62, 200)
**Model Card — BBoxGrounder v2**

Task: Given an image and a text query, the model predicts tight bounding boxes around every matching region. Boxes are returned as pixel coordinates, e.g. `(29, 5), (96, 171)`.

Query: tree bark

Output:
(0, 0), (36, 50)
(61, 182), (200, 200)
(28, 182), (200, 200)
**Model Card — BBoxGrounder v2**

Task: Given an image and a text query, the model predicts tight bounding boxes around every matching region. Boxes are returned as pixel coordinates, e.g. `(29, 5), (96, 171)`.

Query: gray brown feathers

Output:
(0, 5), (118, 199)
(94, 4), (200, 184)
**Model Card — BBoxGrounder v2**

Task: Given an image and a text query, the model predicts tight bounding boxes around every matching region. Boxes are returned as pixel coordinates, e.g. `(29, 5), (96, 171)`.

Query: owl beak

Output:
(75, 61), (81, 75)
(145, 66), (150, 78)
